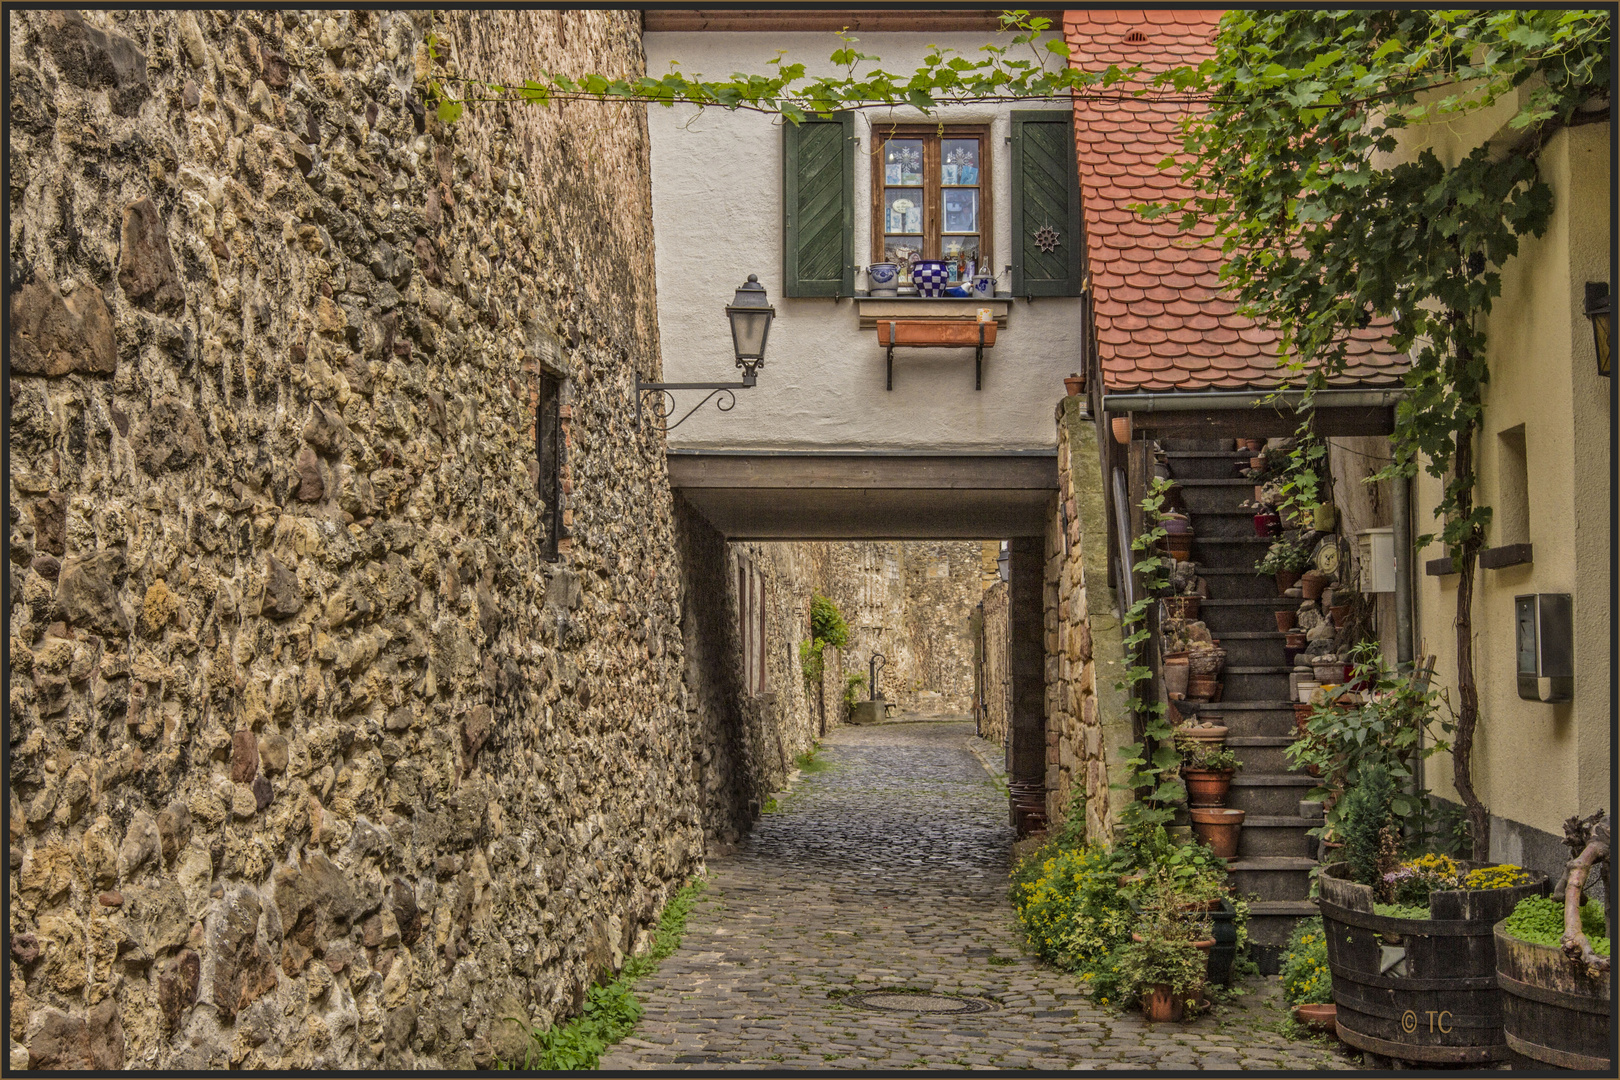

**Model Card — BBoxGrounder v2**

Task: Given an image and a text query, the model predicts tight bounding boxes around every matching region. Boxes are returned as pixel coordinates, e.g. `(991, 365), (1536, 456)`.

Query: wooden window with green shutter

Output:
(782, 113), (854, 297)
(1011, 110), (1084, 297)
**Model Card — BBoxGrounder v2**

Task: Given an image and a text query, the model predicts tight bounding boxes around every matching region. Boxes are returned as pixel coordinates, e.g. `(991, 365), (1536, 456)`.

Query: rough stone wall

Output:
(1044, 398), (1133, 840)
(8, 8), (705, 1070)
(977, 580), (1010, 748)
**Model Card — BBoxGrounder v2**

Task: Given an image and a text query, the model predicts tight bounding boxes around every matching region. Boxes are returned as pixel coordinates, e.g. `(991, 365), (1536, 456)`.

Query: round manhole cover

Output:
(844, 991), (998, 1015)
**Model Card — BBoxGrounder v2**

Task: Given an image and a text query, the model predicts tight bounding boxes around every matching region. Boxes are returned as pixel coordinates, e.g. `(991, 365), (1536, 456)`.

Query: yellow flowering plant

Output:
(1281, 917), (1332, 1006)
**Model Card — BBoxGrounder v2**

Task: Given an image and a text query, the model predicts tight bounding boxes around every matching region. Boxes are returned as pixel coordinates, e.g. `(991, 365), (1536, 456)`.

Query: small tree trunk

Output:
(1562, 814), (1610, 974)
(1449, 411), (1490, 859)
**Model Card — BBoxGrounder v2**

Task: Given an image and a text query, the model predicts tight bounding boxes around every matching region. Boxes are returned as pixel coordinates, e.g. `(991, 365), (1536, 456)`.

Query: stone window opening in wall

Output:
(1496, 425), (1529, 546)
(537, 370), (565, 560)
(871, 124), (992, 287)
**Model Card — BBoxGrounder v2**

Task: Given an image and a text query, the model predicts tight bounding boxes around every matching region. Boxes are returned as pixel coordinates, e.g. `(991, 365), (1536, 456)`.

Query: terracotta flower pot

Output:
(1064, 373), (1084, 396)
(1293, 1002), (1337, 1032)
(1163, 596), (1200, 621)
(1249, 455), (1265, 470)
(1187, 648), (1225, 678)
(1162, 657), (1190, 698)
(1189, 806), (1245, 857)
(1254, 511), (1282, 537)
(1166, 534), (1195, 561)
(1111, 415), (1132, 445)
(1186, 675), (1220, 701)
(1299, 572), (1329, 601)
(1274, 610), (1297, 632)
(1182, 768), (1234, 807)
(1176, 723), (1228, 749)
(1142, 983), (1185, 1023)
(1328, 604), (1349, 628)
(1275, 569), (1301, 594)
(1284, 630), (1307, 649)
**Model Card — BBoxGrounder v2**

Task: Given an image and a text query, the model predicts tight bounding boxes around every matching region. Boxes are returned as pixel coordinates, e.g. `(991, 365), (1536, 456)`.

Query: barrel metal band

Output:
(1497, 970), (1612, 1016)
(1320, 898), (1486, 937)
(1335, 999), (1499, 1029)
(1504, 1030), (1611, 1071)
(1335, 1023), (1507, 1063)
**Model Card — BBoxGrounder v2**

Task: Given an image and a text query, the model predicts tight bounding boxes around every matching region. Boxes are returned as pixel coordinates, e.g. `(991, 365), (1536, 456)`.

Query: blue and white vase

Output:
(971, 273), (995, 299)
(867, 262), (899, 296)
(910, 260), (949, 298)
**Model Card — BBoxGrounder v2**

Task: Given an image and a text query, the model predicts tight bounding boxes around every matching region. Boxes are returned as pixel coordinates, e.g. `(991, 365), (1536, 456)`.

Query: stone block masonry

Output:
(7, 9), (705, 1069)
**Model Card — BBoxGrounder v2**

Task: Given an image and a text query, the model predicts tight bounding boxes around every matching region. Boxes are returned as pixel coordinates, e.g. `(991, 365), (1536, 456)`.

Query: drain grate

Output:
(844, 990), (999, 1015)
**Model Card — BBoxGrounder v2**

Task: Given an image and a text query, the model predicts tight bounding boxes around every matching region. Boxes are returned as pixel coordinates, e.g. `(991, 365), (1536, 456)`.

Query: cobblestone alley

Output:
(602, 720), (1354, 1070)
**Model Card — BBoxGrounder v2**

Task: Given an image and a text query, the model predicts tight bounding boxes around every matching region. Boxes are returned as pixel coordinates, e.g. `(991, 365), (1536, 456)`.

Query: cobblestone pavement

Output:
(602, 720), (1356, 1070)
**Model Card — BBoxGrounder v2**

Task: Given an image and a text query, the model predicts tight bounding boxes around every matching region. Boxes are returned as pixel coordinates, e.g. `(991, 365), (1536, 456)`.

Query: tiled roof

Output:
(1064, 9), (1405, 393)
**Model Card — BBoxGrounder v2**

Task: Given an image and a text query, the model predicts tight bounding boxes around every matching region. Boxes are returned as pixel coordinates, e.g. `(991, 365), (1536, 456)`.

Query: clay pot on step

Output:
(1186, 674), (1220, 701)
(1183, 768), (1234, 807)
(1165, 533), (1195, 561)
(1189, 806), (1245, 857)
(1284, 630), (1307, 649)
(1275, 569), (1301, 594)
(1312, 661), (1344, 684)
(1111, 415), (1132, 445)
(1274, 610), (1297, 632)
(1242, 438), (1265, 452)
(1142, 983), (1185, 1023)
(1249, 455), (1266, 470)
(1163, 596), (1200, 621)
(1175, 721), (1227, 748)
(1163, 656), (1191, 698)
(1299, 571), (1329, 601)
(1328, 604), (1349, 629)
(1064, 373), (1085, 396)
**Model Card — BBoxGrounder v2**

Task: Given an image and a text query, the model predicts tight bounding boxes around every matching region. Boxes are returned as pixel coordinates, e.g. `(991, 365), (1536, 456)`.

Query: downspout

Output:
(1393, 466), (1420, 800)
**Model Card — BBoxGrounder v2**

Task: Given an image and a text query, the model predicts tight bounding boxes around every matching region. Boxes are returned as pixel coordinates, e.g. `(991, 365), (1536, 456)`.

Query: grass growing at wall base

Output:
(497, 876), (706, 1070)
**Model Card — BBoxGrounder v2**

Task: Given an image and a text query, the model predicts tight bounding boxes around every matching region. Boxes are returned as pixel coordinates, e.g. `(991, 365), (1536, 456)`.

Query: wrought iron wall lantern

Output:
(637, 273), (776, 432)
(1584, 281), (1610, 377)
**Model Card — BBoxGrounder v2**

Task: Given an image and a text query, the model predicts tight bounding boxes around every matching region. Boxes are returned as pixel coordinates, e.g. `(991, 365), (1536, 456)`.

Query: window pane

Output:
(884, 190), (924, 235)
(941, 139), (981, 186)
(883, 139), (924, 185)
(942, 235), (980, 271)
(943, 189), (979, 234)
(884, 237), (924, 280)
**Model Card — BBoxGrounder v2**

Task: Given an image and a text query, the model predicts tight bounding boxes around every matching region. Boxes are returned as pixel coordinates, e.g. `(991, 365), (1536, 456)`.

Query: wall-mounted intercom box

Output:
(1515, 593), (1572, 703)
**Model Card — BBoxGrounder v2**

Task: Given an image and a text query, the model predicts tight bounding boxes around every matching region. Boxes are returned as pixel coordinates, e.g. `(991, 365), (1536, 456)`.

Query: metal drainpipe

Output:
(1101, 387), (1409, 412)
(1392, 467), (1420, 801)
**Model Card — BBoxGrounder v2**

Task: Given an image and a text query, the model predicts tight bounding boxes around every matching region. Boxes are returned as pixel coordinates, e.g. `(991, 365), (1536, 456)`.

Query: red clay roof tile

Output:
(1066, 9), (1406, 393)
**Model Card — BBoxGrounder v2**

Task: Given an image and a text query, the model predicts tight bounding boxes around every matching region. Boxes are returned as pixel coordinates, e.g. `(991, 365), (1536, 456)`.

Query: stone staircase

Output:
(1164, 441), (1316, 970)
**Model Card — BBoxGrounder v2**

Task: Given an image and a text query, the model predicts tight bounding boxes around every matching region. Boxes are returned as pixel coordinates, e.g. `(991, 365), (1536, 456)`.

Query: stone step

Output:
(1200, 605), (1289, 634)
(1178, 486), (1260, 516)
(1164, 452), (1254, 481)
(1184, 513), (1269, 539)
(1208, 711), (1298, 740)
(1227, 856), (1317, 904)
(1221, 669), (1293, 701)
(1194, 568), (1286, 597)
(1224, 735), (1297, 774)
(1246, 902), (1322, 963)
(1227, 774), (1318, 816)
(1237, 815), (1315, 858)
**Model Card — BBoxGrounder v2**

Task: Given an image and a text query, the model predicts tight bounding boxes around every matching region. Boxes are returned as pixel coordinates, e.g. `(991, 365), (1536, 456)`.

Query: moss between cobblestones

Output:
(497, 877), (707, 1070)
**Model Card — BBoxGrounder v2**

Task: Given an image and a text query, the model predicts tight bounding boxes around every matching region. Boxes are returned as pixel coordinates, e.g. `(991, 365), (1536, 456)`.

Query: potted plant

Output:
(1282, 916), (1336, 1033)
(1180, 742), (1240, 807)
(1299, 569), (1330, 601)
(1064, 372), (1085, 396)
(1116, 878), (1210, 1022)
(1254, 508), (1283, 537)
(1256, 534), (1313, 593)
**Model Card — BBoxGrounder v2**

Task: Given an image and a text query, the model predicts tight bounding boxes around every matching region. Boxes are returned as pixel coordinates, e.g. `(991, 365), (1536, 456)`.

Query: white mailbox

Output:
(1357, 527), (1396, 593)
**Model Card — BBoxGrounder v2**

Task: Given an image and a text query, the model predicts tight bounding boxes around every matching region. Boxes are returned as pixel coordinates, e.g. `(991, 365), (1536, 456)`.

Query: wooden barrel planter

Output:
(1317, 861), (1547, 1066)
(1493, 924), (1611, 1070)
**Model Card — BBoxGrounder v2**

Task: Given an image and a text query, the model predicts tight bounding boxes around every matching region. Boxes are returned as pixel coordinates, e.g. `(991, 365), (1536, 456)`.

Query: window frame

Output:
(870, 123), (993, 284)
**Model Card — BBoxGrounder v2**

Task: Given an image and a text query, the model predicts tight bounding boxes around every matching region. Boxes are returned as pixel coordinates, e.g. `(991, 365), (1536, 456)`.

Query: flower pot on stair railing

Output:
(1189, 807), (1245, 857)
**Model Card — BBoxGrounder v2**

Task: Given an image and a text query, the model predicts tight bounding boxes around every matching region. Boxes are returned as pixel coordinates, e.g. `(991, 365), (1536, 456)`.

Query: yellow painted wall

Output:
(1413, 121), (1611, 841)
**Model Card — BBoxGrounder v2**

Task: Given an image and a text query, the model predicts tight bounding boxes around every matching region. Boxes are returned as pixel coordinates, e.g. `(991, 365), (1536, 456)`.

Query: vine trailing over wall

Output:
(1114, 476), (1183, 831)
(422, 11), (1149, 125)
(1151, 8), (1611, 858)
(798, 592), (848, 690)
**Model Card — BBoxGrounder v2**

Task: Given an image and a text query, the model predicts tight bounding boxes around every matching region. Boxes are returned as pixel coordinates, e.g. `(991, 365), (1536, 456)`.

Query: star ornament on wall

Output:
(1033, 224), (1062, 254)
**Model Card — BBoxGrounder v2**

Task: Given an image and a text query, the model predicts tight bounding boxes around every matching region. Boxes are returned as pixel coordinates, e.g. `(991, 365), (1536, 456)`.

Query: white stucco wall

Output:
(644, 30), (1084, 451)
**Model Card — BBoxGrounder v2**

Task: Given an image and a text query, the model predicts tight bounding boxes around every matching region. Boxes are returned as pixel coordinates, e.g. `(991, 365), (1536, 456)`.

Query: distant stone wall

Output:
(8, 8), (704, 1070)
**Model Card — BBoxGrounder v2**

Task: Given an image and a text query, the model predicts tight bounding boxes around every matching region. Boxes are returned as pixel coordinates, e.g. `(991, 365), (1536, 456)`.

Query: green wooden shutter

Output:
(783, 113), (854, 297)
(1011, 110), (1084, 297)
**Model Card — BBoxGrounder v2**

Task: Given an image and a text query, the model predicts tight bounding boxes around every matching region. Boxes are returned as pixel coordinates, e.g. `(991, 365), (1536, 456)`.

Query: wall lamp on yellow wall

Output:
(1583, 281), (1610, 377)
